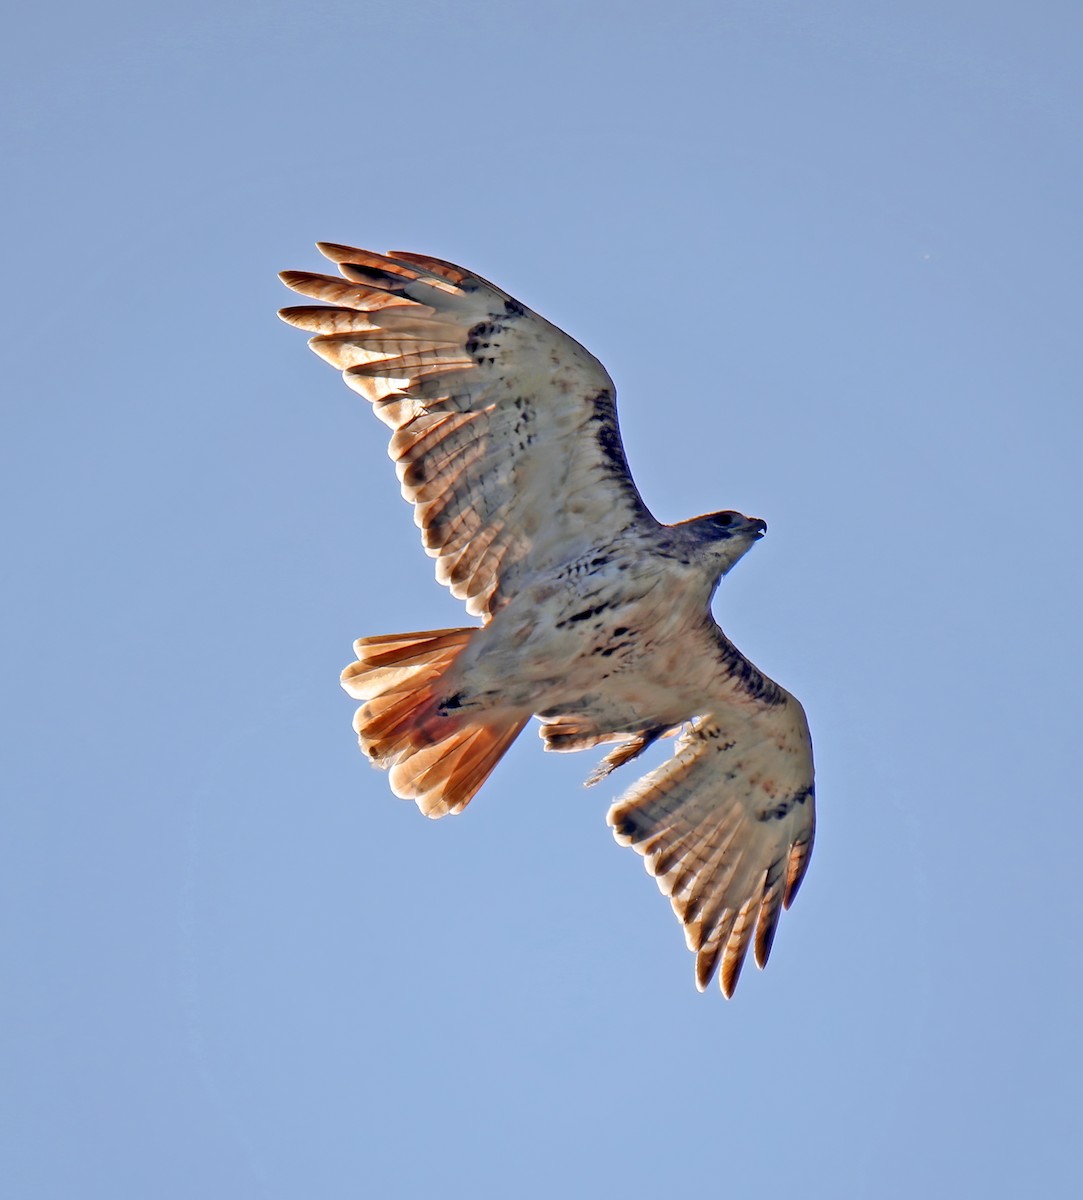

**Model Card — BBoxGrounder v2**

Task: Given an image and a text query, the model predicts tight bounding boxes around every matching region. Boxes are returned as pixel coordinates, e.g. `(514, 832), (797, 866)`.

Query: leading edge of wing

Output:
(279, 244), (657, 618)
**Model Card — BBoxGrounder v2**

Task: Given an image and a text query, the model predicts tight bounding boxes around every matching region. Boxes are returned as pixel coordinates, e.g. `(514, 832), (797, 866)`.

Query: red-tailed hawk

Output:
(278, 244), (815, 996)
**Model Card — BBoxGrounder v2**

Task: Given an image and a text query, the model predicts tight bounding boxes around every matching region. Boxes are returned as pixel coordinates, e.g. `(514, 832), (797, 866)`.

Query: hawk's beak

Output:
(750, 518), (767, 538)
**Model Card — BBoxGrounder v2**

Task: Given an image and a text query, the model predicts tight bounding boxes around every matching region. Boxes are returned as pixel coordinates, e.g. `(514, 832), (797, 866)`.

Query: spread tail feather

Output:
(341, 628), (526, 817)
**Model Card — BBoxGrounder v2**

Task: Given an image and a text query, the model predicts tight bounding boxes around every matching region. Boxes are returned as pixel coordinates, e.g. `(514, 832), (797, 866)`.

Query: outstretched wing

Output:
(608, 630), (815, 997)
(279, 244), (656, 618)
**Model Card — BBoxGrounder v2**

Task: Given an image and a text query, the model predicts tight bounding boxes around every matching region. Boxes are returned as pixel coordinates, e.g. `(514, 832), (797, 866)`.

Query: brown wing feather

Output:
(608, 632), (815, 997)
(279, 244), (655, 618)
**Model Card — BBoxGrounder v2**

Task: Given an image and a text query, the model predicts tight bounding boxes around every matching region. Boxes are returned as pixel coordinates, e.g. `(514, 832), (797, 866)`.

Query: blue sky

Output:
(4, 2), (1082, 1196)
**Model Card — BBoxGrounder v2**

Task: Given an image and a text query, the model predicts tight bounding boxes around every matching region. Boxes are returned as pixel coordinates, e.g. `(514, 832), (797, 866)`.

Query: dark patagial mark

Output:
(587, 389), (632, 474)
(718, 642), (785, 706)
(582, 389), (655, 522)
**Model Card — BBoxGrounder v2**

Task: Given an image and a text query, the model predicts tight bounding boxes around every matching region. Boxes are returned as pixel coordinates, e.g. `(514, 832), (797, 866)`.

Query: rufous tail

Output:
(340, 628), (527, 818)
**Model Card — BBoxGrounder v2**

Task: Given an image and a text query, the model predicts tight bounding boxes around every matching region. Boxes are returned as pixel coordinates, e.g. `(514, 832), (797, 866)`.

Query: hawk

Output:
(278, 244), (815, 996)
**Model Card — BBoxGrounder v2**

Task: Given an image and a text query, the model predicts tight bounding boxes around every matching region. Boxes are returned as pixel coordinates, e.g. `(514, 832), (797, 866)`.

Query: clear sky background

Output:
(4, 2), (1081, 1196)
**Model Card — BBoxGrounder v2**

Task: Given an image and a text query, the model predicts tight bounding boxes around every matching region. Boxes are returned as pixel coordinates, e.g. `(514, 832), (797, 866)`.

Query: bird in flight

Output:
(278, 244), (815, 996)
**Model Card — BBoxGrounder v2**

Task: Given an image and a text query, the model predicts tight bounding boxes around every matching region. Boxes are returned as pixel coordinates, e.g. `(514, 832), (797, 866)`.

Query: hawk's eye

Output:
(714, 513), (734, 527)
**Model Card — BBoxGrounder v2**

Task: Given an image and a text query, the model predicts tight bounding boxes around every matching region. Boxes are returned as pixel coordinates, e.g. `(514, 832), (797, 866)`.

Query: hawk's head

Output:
(680, 510), (767, 577)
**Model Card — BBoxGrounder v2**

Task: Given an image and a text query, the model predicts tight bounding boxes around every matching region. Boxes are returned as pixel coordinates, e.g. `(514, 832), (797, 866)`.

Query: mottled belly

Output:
(441, 547), (714, 732)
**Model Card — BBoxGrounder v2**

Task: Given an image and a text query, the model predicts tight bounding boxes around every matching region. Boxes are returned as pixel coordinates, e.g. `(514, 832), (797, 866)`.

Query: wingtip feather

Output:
(316, 240), (356, 262)
(783, 835), (814, 908)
